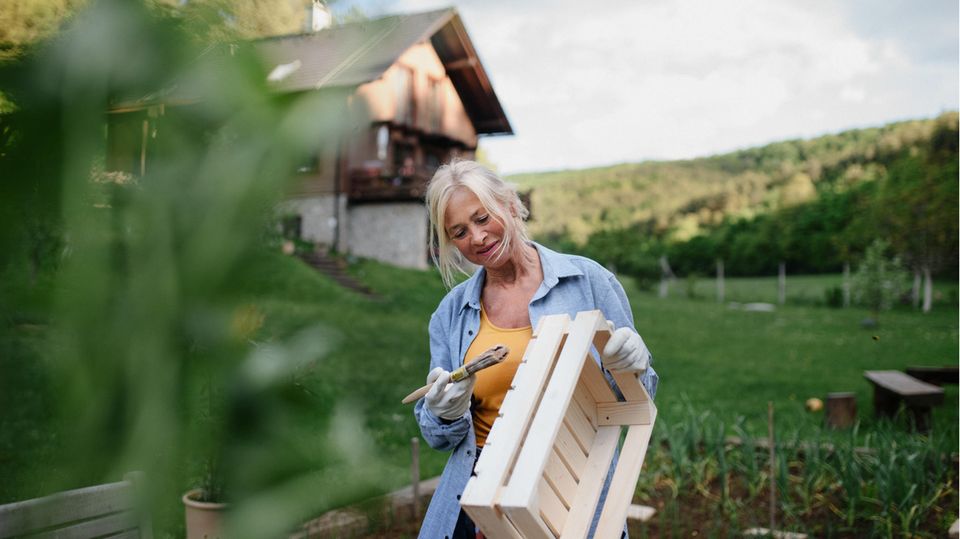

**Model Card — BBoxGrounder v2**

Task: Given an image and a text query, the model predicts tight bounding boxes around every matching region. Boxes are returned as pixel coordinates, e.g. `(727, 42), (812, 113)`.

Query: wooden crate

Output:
(460, 310), (657, 538)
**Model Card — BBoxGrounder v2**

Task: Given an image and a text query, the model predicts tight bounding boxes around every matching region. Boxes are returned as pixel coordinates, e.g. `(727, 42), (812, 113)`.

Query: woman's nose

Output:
(470, 227), (486, 244)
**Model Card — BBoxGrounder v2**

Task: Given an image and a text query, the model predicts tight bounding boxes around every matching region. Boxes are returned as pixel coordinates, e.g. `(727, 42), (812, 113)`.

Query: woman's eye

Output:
(452, 229), (466, 239)
(477, 215), (489, 223)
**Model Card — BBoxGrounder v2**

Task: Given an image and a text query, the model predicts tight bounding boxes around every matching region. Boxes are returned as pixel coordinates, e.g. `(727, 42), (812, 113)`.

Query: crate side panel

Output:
(543, 446), (578, 508)
(538, 477), (567, 537)
(572, 383), (598, 429)
(558, 425), (620, 539)
(580, 353), (617, 404)
(593, 416), (657, 537)
(462, 314), (569, 513)
(563, 396), (597, 454)
(462, 502), (523, 539)
(554, 421), (588, 478)
(501, 311), (605, 512)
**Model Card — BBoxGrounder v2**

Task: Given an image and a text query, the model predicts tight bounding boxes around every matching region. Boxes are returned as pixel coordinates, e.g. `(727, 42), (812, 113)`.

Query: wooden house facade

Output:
(105, 8), (512, 270)
(261, 8), (512, 268)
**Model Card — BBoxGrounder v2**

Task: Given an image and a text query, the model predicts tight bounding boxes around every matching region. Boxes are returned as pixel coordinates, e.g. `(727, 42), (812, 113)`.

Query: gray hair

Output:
(425, 159), (530, 288)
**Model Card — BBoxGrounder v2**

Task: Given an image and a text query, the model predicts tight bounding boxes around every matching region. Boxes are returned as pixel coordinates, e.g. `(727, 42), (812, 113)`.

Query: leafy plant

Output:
(0, 1), (382, 537)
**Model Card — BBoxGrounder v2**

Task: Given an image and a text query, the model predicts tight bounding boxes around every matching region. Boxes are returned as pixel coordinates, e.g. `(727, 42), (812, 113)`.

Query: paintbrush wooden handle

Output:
(401, 344), (509, 404)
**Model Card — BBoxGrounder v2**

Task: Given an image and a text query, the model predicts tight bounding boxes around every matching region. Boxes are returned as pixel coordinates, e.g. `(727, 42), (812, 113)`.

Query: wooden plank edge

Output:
(593, 416), (656, 537)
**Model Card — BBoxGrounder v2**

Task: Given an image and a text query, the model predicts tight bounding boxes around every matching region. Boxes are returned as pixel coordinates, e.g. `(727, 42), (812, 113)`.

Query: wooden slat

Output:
(505, 502), (555, 539)
(591, 323), (613, 358)
(571, 383), (598, 429)
(538, 478), (566, 538)
(543, 448), (578, 508)
(462, 494), (523, 539)
(612, 370), (652, 403)
(579, 350), (617, 404)
(563, 397), (597, 455)
(559, 426), (620, 539)
(864, 370), (945, 396)
(594, 420), (658, 537)
(28, 511), (138, 539)
(0, 481), (133, 538)
(597, 401), (652, 426)
(462, 315), (569, 535)
(554, 422), (588, 478)
(501, 311), (605, 525)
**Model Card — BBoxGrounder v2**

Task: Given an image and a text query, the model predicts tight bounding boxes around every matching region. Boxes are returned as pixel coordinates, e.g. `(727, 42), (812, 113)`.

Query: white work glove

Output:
(424, 367), (476, 421)
(602, 326), (650, 373)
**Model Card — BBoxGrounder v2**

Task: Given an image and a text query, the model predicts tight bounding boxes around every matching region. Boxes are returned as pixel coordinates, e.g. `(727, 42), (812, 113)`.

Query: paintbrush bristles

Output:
(464, 345), (509, 375)
(401, 344), (510, 404)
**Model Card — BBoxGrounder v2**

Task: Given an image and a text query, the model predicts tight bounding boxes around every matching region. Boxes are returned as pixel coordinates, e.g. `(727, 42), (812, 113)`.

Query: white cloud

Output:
(339, 0), (958, 173)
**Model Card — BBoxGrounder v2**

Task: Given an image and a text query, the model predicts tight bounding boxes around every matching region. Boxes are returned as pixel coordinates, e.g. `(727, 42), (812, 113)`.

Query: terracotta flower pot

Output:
(183, 488), (228, 539)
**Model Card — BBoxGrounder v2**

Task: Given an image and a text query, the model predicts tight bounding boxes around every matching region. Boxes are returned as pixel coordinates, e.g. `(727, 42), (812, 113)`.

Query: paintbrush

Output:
(401, 344), (509, 404)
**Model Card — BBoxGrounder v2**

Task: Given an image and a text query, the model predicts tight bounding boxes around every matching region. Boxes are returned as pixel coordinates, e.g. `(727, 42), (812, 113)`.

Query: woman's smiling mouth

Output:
(477, 241), (499, 257)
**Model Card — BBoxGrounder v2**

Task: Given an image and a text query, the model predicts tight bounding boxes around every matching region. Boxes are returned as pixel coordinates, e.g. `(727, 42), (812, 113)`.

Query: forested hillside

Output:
(511, 113), (958, 279)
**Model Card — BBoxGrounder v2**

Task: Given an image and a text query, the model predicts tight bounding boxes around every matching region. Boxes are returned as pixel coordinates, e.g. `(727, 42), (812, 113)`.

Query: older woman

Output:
(414, 159), (658, 538)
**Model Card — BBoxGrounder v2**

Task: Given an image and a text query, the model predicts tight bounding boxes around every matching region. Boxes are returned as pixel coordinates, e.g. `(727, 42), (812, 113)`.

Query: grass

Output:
(676, 272), (959, 308)
(1, 250), (957, 536)
(623, 274), (959, 436)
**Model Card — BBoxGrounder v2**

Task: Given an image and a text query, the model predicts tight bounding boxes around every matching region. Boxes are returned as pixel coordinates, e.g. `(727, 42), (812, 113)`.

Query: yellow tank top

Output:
(465, 306), (532, 447)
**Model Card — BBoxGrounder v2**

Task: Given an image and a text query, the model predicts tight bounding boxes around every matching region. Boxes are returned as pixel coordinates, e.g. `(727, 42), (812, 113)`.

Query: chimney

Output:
(311, 1), (332, 32)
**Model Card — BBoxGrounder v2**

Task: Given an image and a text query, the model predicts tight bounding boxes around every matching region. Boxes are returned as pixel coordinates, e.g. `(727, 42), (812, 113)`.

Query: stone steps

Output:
(297, 252), (379, 299)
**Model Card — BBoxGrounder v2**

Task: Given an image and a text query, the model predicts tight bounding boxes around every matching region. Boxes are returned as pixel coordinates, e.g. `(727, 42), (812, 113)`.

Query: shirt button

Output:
(468, 330), (473, 335)
(456, 494), (461, 500)
(466, 450), (472, 456)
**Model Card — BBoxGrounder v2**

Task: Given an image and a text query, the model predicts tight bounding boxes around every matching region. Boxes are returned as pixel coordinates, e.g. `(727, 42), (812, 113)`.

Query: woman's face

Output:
(443, 188), (509, 269)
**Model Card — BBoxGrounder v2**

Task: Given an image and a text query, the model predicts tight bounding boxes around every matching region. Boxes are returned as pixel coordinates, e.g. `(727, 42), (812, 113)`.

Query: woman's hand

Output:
(424, 367), (476, 421)
(602, 327), (650, 373)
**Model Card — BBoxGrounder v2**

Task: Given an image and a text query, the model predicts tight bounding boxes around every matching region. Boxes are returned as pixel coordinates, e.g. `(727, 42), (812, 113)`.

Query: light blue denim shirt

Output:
(414, 242), (659, 539)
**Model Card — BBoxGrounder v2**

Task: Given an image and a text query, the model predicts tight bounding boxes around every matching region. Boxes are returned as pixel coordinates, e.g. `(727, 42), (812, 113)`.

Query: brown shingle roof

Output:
(255, 8), (512, 135)
(255, 9), (455, 91)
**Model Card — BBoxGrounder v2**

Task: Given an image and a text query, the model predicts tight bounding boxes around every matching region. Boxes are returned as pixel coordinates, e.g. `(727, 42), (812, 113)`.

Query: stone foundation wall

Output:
(348, 202), (429, 269)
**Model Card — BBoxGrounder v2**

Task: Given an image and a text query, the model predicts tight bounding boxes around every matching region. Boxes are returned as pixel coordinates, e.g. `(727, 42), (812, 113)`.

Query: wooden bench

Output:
(905, 365), (959, 386)
(863, 370), (944, 430)
(0, 472), (152, 539)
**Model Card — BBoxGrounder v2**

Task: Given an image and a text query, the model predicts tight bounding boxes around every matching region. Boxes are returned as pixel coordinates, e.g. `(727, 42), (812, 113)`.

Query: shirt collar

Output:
(458, 242), (583, 312)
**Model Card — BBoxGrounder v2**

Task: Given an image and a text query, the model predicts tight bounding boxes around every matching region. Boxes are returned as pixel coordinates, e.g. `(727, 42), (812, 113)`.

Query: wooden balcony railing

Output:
(348, 167), (432, 202)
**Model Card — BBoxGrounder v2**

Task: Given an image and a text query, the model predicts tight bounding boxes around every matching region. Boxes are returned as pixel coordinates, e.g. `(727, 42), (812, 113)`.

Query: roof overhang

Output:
(430, 13), (512, 136)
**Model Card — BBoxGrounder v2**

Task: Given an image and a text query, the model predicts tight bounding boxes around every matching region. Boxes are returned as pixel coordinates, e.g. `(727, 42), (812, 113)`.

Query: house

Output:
(258, 7), (513, 269)
(105, 7), (512, 270)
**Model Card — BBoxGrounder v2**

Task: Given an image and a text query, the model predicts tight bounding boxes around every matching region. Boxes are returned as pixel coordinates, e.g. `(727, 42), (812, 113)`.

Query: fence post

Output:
(411, 437), (420, 520)
(922, 265), (933, 313)
(658, 256), (675, 299)
(768, 402), (776, 533)
(716, 259), (725, 304)
(778, 262), (786, 305)
(843, 262), (851, 308)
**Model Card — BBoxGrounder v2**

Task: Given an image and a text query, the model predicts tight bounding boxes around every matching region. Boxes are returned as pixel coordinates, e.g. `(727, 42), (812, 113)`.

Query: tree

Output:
(851, 239), (909, 317)
(872, 114), (959, 311)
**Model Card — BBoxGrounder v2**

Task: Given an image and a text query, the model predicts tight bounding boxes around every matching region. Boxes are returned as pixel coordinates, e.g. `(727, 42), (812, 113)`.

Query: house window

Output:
(394, 66), (414, 126)
(427, 77), (443, 132)
(297, 151), (319, 173)
(376, 125), (389, 161)
(394, 142), (415, 178)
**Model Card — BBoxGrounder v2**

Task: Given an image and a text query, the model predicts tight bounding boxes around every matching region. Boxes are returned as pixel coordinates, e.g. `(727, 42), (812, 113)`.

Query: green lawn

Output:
(677, 271), (959, 308)
(1, 251), (957, 535)
(622, 276), (959, 435)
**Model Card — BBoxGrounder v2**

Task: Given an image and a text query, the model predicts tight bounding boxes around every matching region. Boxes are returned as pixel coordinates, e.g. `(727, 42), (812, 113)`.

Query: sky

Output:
(332, 0), (959, 174)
